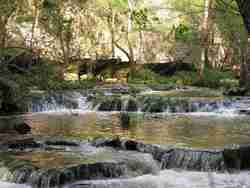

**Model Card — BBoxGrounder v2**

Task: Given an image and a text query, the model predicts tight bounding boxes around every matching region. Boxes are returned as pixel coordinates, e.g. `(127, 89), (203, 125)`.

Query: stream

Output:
(1, 87), (250, 188)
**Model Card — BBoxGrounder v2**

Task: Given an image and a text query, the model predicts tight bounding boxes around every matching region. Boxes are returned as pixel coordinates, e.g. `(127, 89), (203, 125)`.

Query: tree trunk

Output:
(127, 0), (135, 63)
(138, 30), (143, 62)
(127, 34), (135, 63)
(30, 0), (40, 50)
(59, 33), (69, 80)
(111, 10), (116, 58)
(0, 28), (7, 49)
(241, 35), (250, 89)
(236, 0), (250, 89)
(107, 6), (116, 58)
(0, 18), (8, 49)
(199, 0), (213, 80)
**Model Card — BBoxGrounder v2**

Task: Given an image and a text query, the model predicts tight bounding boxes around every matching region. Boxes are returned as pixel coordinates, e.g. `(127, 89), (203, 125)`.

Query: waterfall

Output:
(28, 92), (91, 113)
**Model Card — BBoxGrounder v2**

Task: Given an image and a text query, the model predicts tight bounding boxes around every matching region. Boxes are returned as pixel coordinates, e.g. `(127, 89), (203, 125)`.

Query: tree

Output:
(40, 0), (88, 79)
(29, 0), (44, 49)
(0, 0), (18, 49)
(199, 0), (213, 80)
(235, 0), (250, 89)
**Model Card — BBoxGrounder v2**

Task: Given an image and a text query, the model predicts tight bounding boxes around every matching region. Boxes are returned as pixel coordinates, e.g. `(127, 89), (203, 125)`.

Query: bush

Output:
(23, 61), (97, 91)
(128, 68), (172, 85)
(193, 69), (237, 89)
(128, 66), (237, 89)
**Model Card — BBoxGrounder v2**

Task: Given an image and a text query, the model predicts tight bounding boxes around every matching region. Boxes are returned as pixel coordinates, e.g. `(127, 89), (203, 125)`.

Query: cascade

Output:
(28, 90), (250, 115)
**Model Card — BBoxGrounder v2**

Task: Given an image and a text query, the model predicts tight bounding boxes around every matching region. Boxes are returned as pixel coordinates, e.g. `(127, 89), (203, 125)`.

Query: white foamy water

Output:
(0, 182), (30, 188)
(66, 170), (250, 188)
(2, 170), (250, 188)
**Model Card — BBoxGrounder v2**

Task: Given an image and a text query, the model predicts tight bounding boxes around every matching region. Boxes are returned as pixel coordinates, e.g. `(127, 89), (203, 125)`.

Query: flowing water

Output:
(1, 88), (250, 187)
(65, 170), (250, 188)
(2, 170), (250, 188)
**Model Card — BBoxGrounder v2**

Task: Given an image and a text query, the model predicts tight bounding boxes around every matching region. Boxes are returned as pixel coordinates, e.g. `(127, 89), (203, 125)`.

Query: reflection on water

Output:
(22, 112), (250, 149)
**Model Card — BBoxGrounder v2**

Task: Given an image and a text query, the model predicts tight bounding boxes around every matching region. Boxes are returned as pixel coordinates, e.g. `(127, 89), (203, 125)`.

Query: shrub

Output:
(128, 66), (237, 89)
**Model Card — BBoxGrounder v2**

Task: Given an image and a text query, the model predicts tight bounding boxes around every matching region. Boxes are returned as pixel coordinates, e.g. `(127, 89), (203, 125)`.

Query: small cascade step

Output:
(27, 90), (250, 115)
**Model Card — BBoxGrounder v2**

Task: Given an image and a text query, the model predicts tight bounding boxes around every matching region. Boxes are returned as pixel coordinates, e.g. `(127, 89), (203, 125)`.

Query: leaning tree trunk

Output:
(236, 0), (250, 89)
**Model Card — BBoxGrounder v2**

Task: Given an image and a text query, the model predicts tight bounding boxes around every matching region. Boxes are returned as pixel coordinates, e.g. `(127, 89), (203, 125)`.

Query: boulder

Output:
(223, 145), (250, 170)
(224, 87), (247, 96)
(14, 123), (31, 135)
(120, 113), (130, 129)
(0, 134), (39, 150)
(161, 149), (225, 171)
(97, 98), (122, 111)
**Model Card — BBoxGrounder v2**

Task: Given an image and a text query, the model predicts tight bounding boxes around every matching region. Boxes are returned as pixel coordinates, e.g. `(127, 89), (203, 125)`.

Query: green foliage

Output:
(132, 8), (150, 29)
(128, 67), (237, 89)
(41, 0), (66, 37)
(23, 62), (97, 90)
(16, 15), (34, 24)
(167, 0), (204, 26)
(168, 0), (203, 13)
(215, 0), (247, 59)
(169, 68), (236, 89)
(193, 69), (237, 89)
(111, 0), (128, 9)
(174, 24), (195, 42)
(0, 0), (17, 16)
(128, 68), (169, 85)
